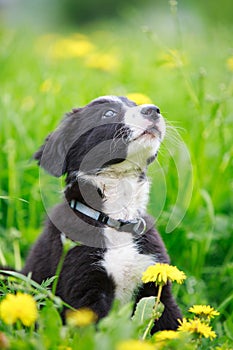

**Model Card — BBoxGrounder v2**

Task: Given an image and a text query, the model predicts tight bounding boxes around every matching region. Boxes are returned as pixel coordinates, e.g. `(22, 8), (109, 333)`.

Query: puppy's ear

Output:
(34, 108), (83, 177)
(34, 134), (51, 162)
(34, 131), (67, 177)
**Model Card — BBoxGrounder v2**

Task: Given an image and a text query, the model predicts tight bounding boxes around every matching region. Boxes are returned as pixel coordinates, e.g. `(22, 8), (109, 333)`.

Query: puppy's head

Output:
(34, 95), (166, 177)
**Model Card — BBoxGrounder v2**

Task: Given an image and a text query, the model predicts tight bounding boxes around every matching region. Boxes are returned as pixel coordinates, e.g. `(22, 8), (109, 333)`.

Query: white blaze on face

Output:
(124, 105), (154, 136)
(124, 104), (166, 140)
(123, 104), (166, 166)
(91, 95), (124, 104)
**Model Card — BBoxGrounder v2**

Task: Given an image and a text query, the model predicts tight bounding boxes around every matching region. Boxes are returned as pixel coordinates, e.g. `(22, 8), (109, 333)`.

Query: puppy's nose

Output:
(141, 105), (160, 118)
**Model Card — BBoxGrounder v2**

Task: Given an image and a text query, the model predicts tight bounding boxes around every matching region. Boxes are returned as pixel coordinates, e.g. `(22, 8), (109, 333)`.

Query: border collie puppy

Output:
(22, 95), (182, 332)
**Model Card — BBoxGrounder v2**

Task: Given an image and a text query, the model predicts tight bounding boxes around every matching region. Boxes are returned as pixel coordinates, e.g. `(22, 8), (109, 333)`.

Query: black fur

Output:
(7, 96), (182, 331)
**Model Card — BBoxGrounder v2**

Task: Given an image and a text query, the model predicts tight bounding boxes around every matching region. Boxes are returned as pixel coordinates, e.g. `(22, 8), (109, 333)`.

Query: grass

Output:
(0, 1), (233, 348)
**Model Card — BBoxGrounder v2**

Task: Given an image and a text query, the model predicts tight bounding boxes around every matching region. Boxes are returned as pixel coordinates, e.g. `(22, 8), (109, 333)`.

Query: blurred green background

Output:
(2, 0), (233, 26)
(0, 0), (233, 345)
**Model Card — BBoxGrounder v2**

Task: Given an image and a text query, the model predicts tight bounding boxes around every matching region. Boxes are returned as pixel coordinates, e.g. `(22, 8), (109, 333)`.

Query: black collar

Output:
(69, 199), (146, 236)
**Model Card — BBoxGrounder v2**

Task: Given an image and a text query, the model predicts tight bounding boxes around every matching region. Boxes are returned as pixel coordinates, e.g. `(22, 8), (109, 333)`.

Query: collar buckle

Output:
(133, 217), (146, 235)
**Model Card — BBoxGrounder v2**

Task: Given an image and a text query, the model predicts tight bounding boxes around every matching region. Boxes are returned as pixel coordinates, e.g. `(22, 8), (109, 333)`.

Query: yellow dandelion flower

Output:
(116, 339), (155, 350)
(0, 294), (19, 325)
(85, 52), (119, 72)
(40, 79), (53, 93)
(40, 79), (61, 94)
(142, 263), (186, 286)
(189, 305), (220, 319)
(178, 318), (217, 340)
(69, 33), (90, 41)
(126, 93), (152, 105)
(226, 56), (233, 71)
(50, 36), (95, 60)
(153, 330), (180, 341)
(21, 96), (35, 112)
(66, 307), (97, 327)
(0, 293), (38, 327)
(158, 49), (187, 69)
(15, 293), (38, 326)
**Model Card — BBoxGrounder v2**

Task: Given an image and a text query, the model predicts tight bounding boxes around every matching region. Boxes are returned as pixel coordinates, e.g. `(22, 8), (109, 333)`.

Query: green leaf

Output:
(38, 299), (63, 349)
(0, 270), (52, 296)
(132, 296), (156, 327)
(132, 297), (165, 338)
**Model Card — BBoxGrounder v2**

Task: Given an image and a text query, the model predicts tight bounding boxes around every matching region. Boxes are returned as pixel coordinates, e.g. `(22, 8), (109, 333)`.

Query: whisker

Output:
(110, 126), (128, 154)
(163, 119), (186, 147)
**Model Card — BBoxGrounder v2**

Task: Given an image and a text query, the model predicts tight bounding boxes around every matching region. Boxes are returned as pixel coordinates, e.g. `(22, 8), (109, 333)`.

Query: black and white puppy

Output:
(22, 95), (182, 332)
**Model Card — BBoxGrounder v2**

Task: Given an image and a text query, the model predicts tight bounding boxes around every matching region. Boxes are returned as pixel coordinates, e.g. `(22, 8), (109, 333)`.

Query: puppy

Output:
(22, 95), (182, 332)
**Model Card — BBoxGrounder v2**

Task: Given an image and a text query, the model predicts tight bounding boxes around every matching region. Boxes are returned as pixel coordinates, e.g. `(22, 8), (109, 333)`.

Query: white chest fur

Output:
(78, 167), (155, 303)
(101, 239), (156, 304)
(95, 172), (150, 221)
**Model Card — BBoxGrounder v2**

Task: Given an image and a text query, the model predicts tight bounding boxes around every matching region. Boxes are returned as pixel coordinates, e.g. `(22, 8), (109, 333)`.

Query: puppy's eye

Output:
(103, 110), (117, 118)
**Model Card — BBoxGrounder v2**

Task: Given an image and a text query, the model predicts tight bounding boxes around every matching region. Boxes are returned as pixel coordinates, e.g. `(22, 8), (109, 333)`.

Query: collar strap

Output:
(70, 199), (146, 235)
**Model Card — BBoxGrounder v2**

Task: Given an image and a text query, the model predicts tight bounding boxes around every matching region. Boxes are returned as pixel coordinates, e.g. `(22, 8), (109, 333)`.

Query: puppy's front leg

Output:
(56, 249), (115, 320)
